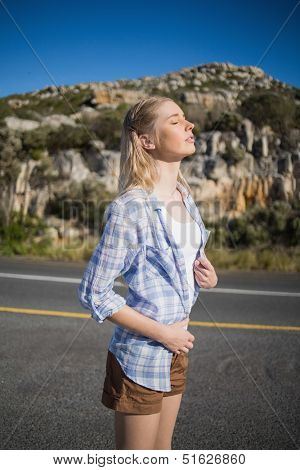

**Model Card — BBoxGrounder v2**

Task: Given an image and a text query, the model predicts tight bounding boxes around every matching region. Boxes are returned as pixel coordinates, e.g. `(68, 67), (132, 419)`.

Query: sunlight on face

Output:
(152, 100), (196, 162)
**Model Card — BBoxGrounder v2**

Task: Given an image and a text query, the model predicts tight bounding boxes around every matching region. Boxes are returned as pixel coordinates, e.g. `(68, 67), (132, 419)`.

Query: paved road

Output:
(0, 255), (299, 450)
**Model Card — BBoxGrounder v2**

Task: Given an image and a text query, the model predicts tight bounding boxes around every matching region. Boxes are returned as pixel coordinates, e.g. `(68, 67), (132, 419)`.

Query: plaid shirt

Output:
(78, 181), (211, 391)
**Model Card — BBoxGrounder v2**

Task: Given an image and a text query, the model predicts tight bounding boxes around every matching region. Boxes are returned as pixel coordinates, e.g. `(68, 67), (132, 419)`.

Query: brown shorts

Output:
(101, 349), (189, 415)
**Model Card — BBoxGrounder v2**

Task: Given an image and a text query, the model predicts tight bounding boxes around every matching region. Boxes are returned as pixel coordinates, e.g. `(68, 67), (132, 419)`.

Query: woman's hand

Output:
(193, 255), (218, 289)
(159, 318), (195, 354)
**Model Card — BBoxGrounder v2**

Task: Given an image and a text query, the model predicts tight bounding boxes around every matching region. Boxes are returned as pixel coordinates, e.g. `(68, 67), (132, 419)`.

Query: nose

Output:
(186, 120), (194, 130)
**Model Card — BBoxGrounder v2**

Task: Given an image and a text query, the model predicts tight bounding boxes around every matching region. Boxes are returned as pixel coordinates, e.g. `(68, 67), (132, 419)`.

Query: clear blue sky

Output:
(0, 0), (299, 98)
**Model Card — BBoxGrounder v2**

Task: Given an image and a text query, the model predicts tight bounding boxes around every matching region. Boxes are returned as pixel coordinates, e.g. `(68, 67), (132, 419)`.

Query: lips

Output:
(186, 136), (195, 143)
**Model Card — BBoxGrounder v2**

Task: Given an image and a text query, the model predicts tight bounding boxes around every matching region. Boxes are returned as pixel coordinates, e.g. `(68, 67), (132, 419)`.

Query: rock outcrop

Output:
(0, 61), (299, 231)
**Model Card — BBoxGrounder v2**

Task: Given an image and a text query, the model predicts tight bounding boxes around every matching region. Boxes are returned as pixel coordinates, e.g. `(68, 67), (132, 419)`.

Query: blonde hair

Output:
(118, 95), (192, 197)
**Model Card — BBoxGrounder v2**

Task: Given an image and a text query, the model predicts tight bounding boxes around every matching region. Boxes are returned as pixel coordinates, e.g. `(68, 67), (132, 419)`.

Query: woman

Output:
(78, 96), (218, 450)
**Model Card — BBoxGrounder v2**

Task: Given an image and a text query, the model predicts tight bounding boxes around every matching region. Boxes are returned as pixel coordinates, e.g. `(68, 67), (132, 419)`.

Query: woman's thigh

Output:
(114, 410), (161, 450)
(154, 393), (183, 450)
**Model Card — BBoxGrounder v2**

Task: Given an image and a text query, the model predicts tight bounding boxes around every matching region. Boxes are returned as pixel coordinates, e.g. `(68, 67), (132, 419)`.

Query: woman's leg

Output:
(153, 393), (183, 450)
(114, 410), (161, 450)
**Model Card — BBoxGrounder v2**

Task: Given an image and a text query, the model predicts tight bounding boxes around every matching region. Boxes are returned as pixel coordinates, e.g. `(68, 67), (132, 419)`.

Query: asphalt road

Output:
(0, 255), (299, 450)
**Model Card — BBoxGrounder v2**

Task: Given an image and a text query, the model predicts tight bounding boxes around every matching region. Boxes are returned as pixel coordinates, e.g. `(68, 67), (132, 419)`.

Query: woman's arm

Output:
(107, 305), (195, 354)
(78, 200), (137, 323)
(107, 304), (167, 343)
(78, 199), (167, 339)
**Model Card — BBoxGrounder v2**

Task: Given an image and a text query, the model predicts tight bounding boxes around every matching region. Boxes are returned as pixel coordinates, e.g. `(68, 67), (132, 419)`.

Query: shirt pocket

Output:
(144, 244), (174, 281)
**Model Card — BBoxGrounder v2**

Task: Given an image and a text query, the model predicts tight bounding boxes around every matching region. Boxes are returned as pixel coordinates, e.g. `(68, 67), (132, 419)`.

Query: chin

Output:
(186, 148), (196, 157)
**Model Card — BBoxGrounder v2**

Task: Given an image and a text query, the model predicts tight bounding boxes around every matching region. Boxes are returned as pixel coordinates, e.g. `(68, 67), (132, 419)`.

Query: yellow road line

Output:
(0, 306), (300, 331)
(0, 306), (88, 319)
(189, 320), (300, 331)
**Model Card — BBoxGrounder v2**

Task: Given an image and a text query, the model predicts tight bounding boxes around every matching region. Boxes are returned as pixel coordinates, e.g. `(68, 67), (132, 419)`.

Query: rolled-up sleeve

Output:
(78, 200), (137, 323)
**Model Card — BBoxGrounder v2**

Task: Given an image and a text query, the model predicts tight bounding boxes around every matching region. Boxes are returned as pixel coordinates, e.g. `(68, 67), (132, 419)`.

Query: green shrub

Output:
(90, 114), (122, 150)
(0, 98), (13, 121)
(44, 180), (111, 232)
(89, 103), (133, 150)
(46, 124), (94, 153)
(200, 79), (230, 90)
(213, 112), (242, 132)
(16, 89), (94, 118)
(294, 105), (300, 128)
(227, 215), (270, 247)
(22, 125), (50, 151)
(226, 199), (300, 248)
(0, 212), (51, 255)
(222, 141), (245, 163)
(239, 90), (296, 134)
(286, 214), (300, 246)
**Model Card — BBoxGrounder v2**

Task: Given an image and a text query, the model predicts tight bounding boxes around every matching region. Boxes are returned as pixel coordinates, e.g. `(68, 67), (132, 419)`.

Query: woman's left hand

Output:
(193, 255), (218, 289)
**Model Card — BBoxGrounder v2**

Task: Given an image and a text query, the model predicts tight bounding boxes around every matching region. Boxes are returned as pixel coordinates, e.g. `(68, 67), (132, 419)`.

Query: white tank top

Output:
(160, 205), (202, 312)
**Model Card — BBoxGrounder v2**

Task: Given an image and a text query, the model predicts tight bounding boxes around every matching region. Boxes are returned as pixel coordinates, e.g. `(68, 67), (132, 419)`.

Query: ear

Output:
(139, 134), (155, 150)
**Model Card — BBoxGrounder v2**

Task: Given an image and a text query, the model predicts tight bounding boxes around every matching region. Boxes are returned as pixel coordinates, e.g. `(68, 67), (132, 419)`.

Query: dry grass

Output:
(1, 238), (299, 272)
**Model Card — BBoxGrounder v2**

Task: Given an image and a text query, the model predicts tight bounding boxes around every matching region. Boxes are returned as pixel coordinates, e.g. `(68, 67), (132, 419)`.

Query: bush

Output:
(0, 98), (13, 121)
(22, 125), (50, 151)
(239, 90), (296, 134)
(44, 180), (111, 232)
(227, 215), (270, 247)
(294, 105), (300, 128)
(222, 141), (245, 164)
(89, 104), (131, 150)
(0, 212), (51, 255)
(226, 199), (300, 248)
(213, 112), (242, 132)
(16, 89), (94, 118)
(46, 124), (94, 153)
(21, 123), (93, 156)
(286, 214), (300, 246)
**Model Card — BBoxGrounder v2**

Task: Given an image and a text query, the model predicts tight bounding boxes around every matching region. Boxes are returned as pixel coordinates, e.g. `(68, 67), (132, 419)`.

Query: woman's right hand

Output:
(160, 318), (195, 354)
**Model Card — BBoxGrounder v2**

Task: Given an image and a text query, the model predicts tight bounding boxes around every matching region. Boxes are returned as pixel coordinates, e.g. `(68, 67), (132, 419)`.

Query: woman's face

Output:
(145, 100), (196, 162)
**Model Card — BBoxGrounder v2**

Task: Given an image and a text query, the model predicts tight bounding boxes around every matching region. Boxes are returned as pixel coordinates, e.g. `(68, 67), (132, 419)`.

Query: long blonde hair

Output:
(118, 95), (192, 197)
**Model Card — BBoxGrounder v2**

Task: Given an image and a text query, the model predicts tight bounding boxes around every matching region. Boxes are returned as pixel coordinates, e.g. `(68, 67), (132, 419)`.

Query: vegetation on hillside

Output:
(0, 67), (299, 270)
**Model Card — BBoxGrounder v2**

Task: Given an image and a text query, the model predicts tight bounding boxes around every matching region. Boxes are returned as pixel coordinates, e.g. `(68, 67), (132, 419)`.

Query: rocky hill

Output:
(0, 61), (299, 241)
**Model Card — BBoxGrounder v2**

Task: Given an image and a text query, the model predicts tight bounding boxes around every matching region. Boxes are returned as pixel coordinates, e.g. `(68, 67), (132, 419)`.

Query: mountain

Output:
(0, 61), (299, 242)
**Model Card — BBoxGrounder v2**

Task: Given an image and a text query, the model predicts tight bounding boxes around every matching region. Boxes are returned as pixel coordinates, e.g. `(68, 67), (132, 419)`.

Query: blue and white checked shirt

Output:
(78, 181), (211, 391)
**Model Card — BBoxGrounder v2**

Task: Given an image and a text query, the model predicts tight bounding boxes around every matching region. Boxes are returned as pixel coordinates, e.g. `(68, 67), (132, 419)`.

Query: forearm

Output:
(107, 304), (166, 343)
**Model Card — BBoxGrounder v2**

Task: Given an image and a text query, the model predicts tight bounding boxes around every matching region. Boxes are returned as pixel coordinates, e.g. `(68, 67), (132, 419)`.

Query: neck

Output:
(152, 161), (180, 199)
